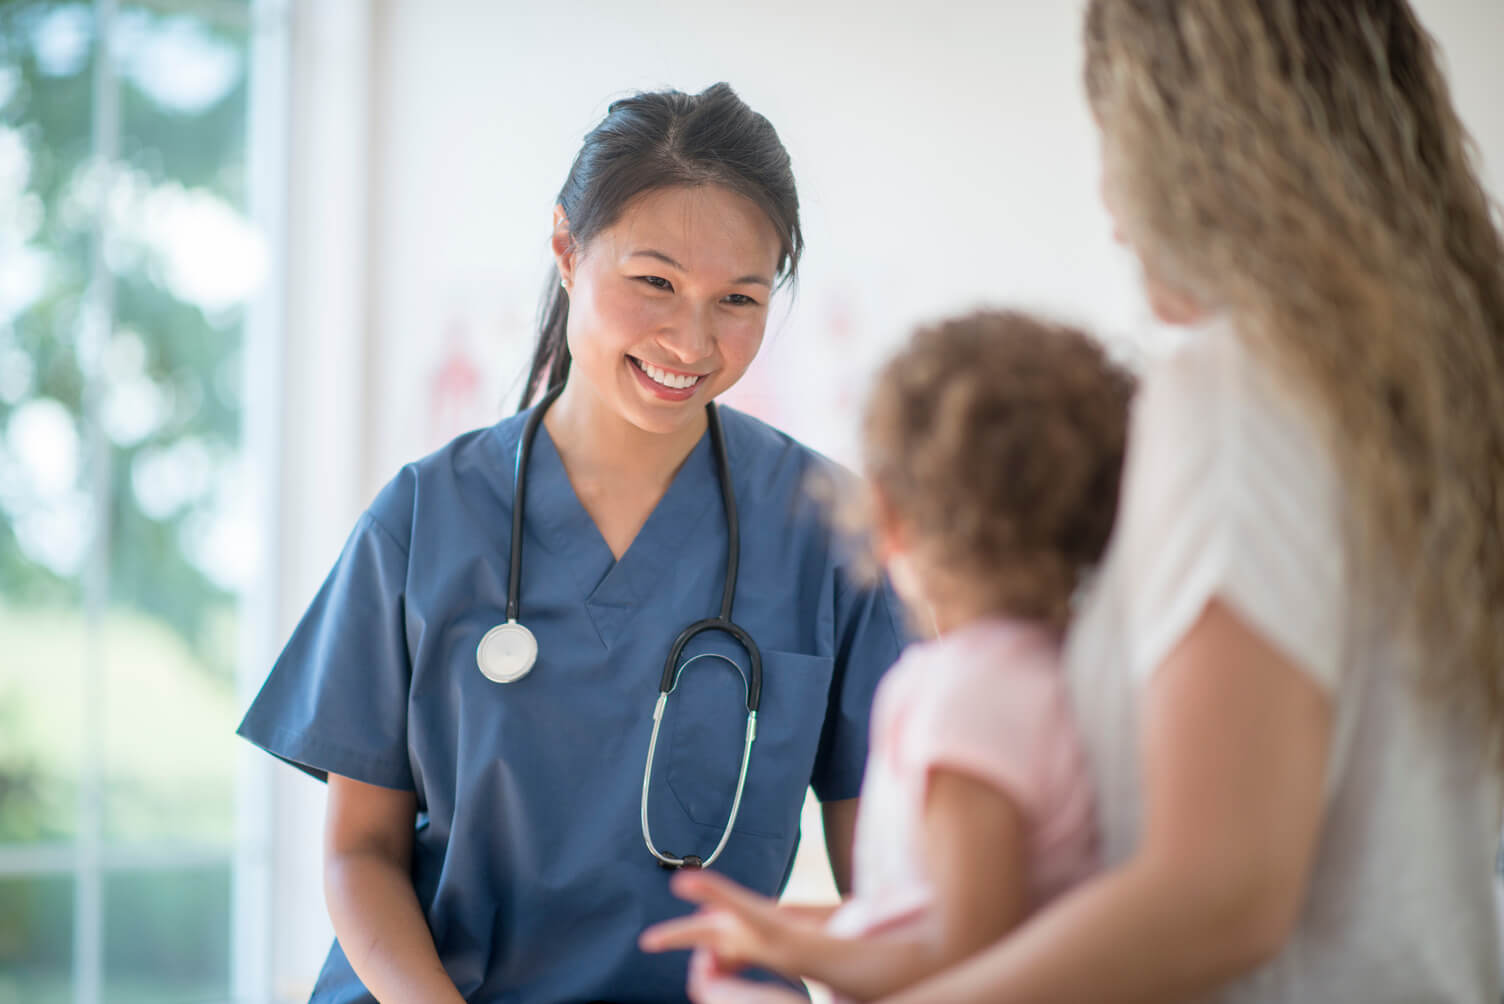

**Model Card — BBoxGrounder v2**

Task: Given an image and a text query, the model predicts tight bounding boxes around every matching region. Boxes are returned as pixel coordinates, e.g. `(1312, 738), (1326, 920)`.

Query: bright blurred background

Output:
(0, 1), (1500, 1002)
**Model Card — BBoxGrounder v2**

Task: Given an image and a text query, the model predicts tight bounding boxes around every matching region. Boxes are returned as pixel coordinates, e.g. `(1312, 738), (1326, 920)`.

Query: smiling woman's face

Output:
(553, 184), (783, 437)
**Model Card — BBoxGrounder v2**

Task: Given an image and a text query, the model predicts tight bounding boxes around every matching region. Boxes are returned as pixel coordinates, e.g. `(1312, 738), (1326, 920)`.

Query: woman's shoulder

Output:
(716, 404), (855, 499)
(1110, 322), (1349, 688)
(363, 413), (529, 552)
(1132, 326), (1236, 439)
(1137, 323), (1324, 450)
(714, 406), (869, 575)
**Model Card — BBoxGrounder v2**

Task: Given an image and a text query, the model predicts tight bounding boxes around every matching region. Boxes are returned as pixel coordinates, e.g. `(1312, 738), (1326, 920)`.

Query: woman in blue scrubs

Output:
(237, 82), (906, 1003)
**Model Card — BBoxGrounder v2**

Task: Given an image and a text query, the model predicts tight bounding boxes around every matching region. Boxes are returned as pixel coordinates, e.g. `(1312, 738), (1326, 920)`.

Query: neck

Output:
(929, 597), (995, 637)
(903, 561), (1000, 638)
(543, 376), (709, 489)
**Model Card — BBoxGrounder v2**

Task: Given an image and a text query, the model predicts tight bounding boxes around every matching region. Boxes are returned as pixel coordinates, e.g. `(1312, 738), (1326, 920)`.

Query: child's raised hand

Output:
(638, 869), (819, 976)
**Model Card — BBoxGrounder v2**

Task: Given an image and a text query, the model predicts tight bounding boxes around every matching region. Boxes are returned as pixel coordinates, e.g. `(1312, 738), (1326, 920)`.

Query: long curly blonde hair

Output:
(1084, 0), (1504, 744)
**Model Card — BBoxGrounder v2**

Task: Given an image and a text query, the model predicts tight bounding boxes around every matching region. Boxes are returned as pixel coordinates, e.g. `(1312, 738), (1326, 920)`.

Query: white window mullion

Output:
(75, 2), (121, 1003)
(234, 1), (292, 1002)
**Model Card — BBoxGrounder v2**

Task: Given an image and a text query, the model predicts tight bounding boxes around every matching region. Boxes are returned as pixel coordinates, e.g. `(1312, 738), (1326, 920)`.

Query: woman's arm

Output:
(324, 774), (466, 1004)
(644, 769), (1028, 1000)
(880, 600), (1333, 1004)
(821, 797), (859, 895)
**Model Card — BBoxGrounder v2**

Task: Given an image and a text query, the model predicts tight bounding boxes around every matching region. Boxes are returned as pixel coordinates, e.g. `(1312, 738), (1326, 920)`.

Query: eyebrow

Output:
(628, 249), (773, 288)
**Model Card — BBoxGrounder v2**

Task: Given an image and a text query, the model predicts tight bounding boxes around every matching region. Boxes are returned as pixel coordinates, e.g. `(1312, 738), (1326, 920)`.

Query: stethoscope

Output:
(475, 384), (762, 870)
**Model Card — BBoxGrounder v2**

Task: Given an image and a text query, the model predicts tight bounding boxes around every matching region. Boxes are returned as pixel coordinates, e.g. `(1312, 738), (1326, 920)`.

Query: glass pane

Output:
(102, 863), (230, 1003)
(0, 0), (99, 848)
(1, 5), (253, 1003)
(0, 609), (85, 845)
(100, 3), (249, 848)
(0, 873), (75, 1004)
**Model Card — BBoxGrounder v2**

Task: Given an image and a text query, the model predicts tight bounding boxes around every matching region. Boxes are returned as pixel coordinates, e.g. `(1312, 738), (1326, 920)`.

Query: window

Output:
(0, 2), (276, 1001)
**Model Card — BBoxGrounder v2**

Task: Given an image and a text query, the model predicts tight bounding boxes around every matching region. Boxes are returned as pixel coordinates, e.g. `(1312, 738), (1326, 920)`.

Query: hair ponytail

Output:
(520, 268), (572, 409)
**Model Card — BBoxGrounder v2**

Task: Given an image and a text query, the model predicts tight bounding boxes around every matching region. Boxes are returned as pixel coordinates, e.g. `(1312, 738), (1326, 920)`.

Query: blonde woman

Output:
(875, 2), (1504, 1001)
(676, 2), (1504, 1002)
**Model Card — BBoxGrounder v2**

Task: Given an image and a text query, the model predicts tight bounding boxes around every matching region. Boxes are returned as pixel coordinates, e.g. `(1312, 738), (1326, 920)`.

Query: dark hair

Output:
(519, 83), (804, 409)
(863, 311), (1136, 631)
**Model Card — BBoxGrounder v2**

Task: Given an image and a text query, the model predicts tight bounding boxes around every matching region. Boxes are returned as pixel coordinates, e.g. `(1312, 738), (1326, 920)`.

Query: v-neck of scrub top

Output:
(522, 419), (723, 647)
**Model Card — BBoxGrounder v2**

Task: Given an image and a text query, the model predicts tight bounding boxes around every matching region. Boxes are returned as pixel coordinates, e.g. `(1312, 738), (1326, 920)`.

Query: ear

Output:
(551, 205), (577, 288)
(867, 485), (909, 566)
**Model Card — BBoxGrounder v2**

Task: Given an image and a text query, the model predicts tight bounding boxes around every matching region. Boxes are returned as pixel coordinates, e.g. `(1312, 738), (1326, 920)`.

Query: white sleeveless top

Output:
(1066, 325), (1502, 1001)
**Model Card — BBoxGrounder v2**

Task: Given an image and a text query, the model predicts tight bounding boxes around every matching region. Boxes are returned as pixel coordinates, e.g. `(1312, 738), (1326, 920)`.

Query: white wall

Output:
(359, 0), (1504, 485)
(362, 0), (1131, 480)
(261, 0), (1504, 995)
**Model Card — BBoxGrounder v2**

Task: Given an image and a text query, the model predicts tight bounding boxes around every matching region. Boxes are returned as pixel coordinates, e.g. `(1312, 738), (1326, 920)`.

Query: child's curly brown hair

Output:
(863, 310), (1136, 632)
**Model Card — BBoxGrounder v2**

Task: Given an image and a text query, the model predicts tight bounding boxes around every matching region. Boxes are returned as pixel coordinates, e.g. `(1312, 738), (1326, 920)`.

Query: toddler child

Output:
(640, 310), (1136, 1001)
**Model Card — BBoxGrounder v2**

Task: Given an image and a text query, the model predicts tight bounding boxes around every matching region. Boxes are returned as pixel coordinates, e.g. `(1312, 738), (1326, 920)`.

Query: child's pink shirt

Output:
(827, 619), (1097, 938)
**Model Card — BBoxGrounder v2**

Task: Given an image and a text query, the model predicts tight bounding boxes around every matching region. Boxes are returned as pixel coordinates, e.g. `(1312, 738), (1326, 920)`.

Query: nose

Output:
(656, 301), (715, 365)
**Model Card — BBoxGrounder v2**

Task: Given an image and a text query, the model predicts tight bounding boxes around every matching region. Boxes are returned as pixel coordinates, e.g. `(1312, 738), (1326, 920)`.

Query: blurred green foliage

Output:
(0, 0), (248, 665)
(0, 2), (251, 998)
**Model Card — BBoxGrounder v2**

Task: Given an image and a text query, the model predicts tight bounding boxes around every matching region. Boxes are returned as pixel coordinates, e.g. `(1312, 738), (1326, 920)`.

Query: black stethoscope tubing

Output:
(503, 385), (762, 869)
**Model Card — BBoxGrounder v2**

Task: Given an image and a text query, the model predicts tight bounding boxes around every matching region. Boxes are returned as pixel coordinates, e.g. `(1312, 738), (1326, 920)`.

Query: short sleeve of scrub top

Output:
(236, 408), (907, 1004)
(238, 480), (418, 790)
(809, 562), (906, 802)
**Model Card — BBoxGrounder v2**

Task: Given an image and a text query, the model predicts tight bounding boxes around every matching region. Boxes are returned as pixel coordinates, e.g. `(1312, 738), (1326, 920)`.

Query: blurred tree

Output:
(0, 0), (249, 678)
(1, 4), (252, 995)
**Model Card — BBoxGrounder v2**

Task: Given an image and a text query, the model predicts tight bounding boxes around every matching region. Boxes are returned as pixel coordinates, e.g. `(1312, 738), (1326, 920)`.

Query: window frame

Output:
(0, 1), (290, 1002)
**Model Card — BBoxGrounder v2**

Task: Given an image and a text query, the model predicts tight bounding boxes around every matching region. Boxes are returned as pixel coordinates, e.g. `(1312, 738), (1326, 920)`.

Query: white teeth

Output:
(640, 360), (702, 390)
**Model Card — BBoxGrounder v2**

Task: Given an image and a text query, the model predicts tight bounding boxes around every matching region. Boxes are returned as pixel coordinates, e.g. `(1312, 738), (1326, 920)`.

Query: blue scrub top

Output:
(237, 404), (907, 1003)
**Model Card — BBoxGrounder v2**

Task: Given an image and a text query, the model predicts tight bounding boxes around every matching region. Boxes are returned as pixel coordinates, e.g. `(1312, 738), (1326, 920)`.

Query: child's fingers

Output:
(639, 910), (734, 954)
(687, 949), (781, 1004)
(687, 952), (809, 1004)
(778, 903), (836, 925)
(687, 947), (728, 1002)
(670, 870), (779, 920)
(688, 946), (738, 984)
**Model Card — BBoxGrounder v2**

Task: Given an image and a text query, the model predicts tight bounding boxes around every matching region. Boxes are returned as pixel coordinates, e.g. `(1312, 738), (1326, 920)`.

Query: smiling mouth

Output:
(630, 357), (706, 391)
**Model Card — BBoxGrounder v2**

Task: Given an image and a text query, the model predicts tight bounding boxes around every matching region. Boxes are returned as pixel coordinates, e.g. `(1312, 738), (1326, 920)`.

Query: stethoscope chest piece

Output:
(476, 620), (539, 684)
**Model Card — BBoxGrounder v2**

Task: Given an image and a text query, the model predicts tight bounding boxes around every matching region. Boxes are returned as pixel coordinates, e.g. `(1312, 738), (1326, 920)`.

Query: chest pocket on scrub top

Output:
(663, 640), (836, 841)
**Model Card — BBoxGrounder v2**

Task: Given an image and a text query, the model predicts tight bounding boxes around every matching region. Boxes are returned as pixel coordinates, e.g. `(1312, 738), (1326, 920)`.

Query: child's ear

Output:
(868, 485), (910, 566)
